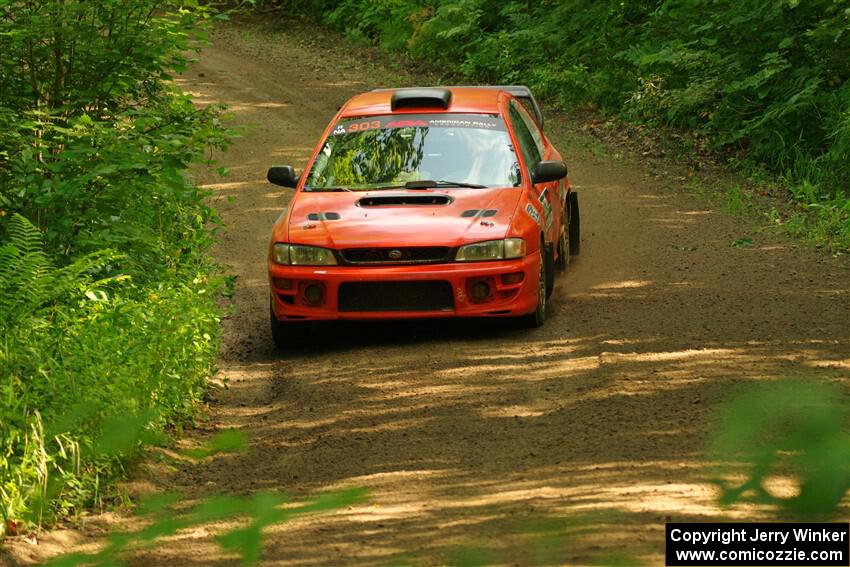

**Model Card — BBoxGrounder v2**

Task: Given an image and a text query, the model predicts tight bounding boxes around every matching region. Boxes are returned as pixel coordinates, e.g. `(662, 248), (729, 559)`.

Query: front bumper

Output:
(269, 254), (540, 321)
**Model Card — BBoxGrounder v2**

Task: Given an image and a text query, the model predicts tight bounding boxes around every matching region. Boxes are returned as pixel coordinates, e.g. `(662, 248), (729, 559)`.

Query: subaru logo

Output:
(388, 249), (403, 260)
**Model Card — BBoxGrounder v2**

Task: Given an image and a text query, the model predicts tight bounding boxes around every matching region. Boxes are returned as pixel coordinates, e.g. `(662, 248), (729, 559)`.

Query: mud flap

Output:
(568, 191), (580, 256)
(545, 242), (555, 299)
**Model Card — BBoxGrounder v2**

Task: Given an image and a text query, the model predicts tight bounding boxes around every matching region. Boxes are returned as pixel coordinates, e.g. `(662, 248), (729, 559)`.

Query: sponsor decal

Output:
(332, 124), (346, 135)
(525, 203), (541, 225)
(385, 119), (428, 128)
(426, 117), (499, 129)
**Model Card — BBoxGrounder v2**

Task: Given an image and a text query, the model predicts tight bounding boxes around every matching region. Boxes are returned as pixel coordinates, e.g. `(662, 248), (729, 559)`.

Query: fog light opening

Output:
(471, 280), (492, 302)
(303, 284), (324, 306)
(502, 272), (524, 285)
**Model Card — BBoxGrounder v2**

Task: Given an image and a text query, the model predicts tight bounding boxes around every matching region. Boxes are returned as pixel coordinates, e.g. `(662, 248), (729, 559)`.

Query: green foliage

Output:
(0, 0), (214, 114)
(0, 0), (233, 531)
(710, 379), (850, 518)
(624, 1), (850, 193)
(46, 487), (368, 566)
(0, 100), (229, 274)
(270, 0), (850, 248)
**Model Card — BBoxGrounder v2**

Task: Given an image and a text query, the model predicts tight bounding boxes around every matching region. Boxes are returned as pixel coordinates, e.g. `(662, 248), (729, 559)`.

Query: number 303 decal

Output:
(347, 120), (381, 132)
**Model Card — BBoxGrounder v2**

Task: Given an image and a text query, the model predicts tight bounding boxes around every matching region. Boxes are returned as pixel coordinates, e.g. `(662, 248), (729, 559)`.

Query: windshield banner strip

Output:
(332, 114), (506, 136)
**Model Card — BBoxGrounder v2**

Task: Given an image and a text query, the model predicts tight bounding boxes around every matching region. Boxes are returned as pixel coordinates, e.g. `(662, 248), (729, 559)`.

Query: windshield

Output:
(305, 113), (521, 191)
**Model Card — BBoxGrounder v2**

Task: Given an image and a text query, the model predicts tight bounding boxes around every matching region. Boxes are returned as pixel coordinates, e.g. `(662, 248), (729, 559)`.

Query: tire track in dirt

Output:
(31, 21), (850, 567)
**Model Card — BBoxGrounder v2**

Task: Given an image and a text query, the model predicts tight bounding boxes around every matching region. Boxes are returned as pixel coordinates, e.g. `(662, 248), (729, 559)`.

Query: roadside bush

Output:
(625, 1), (850, 192)
(0, 0), (231, 530)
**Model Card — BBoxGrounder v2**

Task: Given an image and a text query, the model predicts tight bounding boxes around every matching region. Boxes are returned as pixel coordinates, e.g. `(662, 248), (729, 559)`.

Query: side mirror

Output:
(531, 160), (567, 184)
(267, 166), (299, 188)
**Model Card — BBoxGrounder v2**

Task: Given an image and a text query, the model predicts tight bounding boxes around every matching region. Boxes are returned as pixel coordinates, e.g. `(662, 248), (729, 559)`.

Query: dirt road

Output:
(107, 21), (850, 565)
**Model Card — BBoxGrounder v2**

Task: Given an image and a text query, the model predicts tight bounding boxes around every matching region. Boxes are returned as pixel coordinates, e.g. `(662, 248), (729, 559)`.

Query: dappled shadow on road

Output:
(143, 278), (848, 564)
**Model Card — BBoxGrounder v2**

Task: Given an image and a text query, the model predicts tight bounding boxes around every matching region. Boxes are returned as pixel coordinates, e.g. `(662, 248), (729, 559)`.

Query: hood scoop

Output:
(358, 194), (453, 207)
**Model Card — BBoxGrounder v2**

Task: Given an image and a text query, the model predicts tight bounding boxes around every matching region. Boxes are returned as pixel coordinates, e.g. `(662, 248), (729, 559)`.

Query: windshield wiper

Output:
(404, 180), (488, 189)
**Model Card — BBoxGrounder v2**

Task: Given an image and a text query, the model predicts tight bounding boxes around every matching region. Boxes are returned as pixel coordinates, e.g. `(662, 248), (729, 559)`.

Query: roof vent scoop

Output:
(391, 88), (452, 111)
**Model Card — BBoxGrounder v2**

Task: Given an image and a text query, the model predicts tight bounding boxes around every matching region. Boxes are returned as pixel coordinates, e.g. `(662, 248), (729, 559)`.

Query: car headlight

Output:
(271, 243), (337, 265)
(455, 238), (526, 262)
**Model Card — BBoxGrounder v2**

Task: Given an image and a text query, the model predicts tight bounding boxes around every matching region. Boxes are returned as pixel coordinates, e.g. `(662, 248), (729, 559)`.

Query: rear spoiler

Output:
(371, 85), (545, 128)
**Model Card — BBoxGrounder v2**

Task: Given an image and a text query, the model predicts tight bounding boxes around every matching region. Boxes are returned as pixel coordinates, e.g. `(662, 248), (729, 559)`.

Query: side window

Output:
(508, 102), (542, 180)
(514, 100), (546, 158)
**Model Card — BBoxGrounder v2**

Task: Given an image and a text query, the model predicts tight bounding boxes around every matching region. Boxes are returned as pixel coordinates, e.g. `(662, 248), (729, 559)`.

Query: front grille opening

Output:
(341, 246), (452, 265)
(358, 195), (453, 207)
(338, 281), (454, 312)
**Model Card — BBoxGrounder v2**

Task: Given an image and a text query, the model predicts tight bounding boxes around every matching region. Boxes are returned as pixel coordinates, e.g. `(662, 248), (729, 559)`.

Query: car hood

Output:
(283, 188), (522, 249)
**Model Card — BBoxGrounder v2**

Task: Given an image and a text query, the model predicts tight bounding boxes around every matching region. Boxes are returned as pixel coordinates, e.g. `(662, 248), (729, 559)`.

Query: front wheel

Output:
(270, 300), (311, 350)
(519, 245), (547, 328)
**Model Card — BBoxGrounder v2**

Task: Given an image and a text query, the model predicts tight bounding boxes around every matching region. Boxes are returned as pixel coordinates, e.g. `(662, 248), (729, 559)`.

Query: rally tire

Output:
(519, 244), (547, 328)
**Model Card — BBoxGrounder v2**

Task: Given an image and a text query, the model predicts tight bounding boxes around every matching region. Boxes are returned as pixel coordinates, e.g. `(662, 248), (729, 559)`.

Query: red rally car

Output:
(266, 86), (580, 347)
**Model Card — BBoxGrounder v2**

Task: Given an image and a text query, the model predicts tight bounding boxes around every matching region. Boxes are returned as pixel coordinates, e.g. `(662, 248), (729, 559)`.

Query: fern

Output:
(0, 214), (119, 328)
(0, 214), (51, 320)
